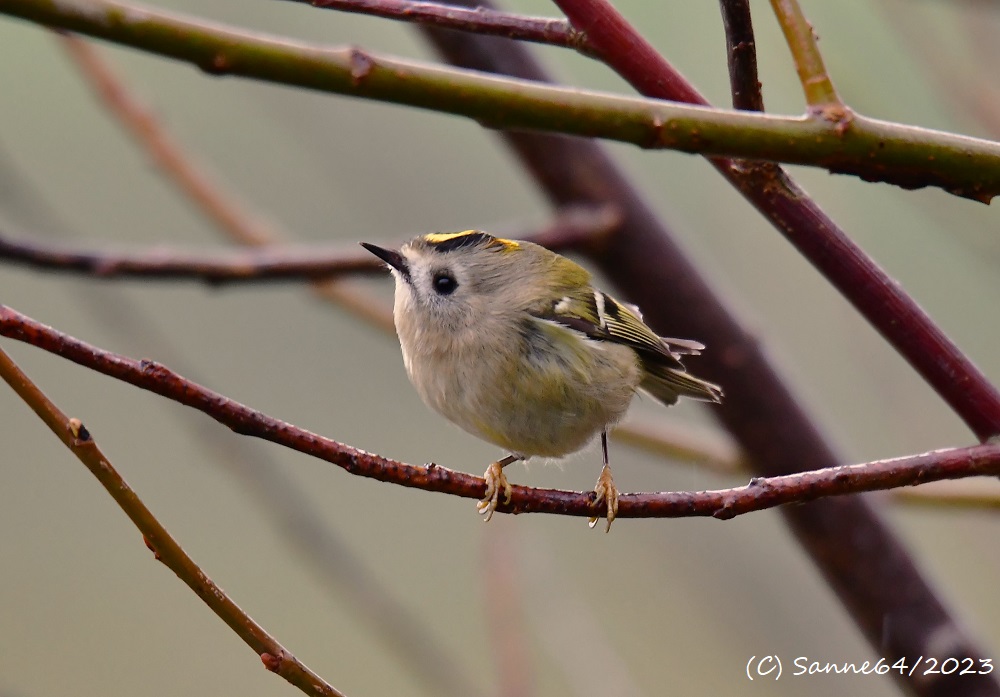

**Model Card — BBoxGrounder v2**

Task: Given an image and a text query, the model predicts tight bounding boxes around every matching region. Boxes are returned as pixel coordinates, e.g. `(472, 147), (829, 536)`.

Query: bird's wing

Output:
(531, 288), (687, 369)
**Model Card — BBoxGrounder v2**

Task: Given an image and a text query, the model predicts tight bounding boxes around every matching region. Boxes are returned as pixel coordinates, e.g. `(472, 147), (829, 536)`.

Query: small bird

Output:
(362, 231), (721, 530)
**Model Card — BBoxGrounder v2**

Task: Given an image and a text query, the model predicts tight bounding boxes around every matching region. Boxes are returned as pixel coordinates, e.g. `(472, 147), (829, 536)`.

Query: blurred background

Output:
(1, 0), (999, 695)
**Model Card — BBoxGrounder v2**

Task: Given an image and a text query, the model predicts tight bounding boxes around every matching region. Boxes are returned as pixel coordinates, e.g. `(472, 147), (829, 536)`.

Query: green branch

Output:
(769, 0), (843, 112)
(1, 0), (999, 199)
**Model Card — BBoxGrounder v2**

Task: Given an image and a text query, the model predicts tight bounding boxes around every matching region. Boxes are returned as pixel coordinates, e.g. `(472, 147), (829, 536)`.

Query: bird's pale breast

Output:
(403, 317), (641, 458)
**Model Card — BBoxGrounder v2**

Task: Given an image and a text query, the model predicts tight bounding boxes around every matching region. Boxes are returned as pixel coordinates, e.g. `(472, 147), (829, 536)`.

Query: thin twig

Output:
(719, 0), (764, 112)
(768, 0), (845, 115)
(0, 346), (347, 697)
(0, 0), (996, 199)
(3, 304), (1000, 520)
(617, 418), (1000, 511)
(0, 207), (620, 284)
(618, 420), (1000, 511)
(0, 233), (380, 281)
(616, 415), (1000, 511)
(280, 0), (595, 56)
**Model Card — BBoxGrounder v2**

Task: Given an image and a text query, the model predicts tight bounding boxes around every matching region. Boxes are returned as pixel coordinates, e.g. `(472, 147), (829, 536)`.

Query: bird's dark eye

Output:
(432, 271), (458, 295)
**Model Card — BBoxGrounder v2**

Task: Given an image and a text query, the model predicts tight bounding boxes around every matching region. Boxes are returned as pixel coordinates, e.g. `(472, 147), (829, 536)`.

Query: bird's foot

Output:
(588, 464), (619, 532)
(477, 459), (513, 522)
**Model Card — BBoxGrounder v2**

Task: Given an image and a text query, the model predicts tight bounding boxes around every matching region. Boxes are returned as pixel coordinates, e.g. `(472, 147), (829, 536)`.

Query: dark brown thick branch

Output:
(2, 303), (999, 519)
(719, 0), (764, 112)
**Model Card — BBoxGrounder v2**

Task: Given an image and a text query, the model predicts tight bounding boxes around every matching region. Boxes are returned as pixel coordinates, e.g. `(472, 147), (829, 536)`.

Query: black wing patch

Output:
(539, 290), (686, 369)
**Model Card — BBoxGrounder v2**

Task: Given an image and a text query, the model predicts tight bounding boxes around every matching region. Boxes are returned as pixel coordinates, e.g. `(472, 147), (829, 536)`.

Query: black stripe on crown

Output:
(424, 230), (503, 253)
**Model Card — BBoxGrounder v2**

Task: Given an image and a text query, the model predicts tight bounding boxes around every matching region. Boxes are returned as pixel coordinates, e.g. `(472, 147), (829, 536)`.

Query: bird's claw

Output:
(588, 464), (619, 532)
(477, 459), (512, 522)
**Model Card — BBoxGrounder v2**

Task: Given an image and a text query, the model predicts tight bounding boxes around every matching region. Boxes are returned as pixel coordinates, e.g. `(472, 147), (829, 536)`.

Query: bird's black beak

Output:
(360, 242), (409, 277)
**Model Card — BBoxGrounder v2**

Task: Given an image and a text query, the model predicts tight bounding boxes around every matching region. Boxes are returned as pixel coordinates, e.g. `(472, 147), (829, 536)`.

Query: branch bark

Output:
(2, 303), (1000, 520)
(0, 0), (999, 198)
(0, 208), (618, 283)
(719, 0), (765, 112)
(769, 0), (844, 112)
(280, 0), (593, 55)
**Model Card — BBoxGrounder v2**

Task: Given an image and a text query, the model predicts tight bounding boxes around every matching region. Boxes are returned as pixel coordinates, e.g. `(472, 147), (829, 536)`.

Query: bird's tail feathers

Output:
(641, 363), (723, 406)
(661, 336), (705, 356)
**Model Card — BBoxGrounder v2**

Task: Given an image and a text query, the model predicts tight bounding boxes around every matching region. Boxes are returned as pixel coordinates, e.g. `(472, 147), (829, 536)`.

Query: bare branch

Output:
(0, 233), (380, 282)
(768, 0), (845, 115)
(3, 303), (1000, 521)
(0, 206), (619, 283)
(718, 0), (765, 112)
(0, 0), (997, 197)
(616, 418), (1000, 511)
(0, 346), (347, 697)
(280, 0), (594, 55)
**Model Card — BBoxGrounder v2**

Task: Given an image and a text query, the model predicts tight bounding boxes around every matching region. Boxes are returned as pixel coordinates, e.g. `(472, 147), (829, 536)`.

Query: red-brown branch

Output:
(0, 234), (380, 282)
(2, 303), (998, 519)
(0, 206), (619, 284)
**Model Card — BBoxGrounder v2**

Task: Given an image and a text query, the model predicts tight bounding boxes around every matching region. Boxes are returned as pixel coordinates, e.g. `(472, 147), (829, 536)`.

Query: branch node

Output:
(260, 651), (283, 673)
(808, 103), (854, 135)
(68, 417), (91, 442)
(200, 52), (232, 75)
(142, 534), (162, 561)
(140, 358), (166, 376)
(348, 47), (374, 85)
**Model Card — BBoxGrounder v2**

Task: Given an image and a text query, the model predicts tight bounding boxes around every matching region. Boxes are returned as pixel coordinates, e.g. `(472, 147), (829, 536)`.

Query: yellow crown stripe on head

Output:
(424, 230), (520, 253)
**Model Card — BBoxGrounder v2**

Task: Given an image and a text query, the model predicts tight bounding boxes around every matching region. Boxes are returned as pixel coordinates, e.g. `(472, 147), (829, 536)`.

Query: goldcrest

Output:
(362, 231), (721, 531)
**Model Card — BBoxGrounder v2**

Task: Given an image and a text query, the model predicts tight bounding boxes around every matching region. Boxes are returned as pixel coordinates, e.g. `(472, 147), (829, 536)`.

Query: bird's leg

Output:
(589, 431), (619, 532)
(477, 454), (520, 522)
